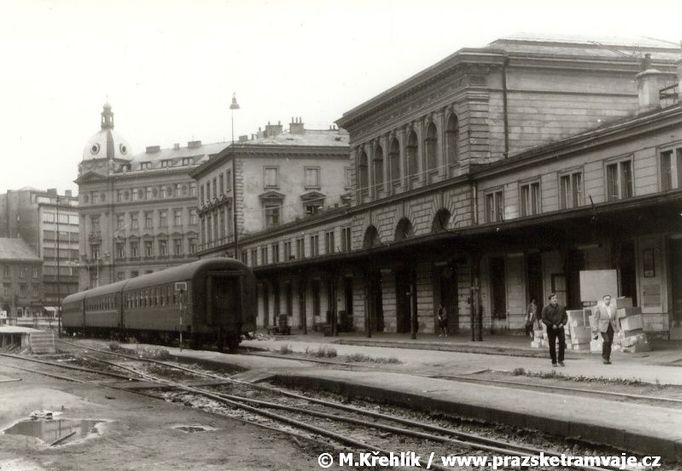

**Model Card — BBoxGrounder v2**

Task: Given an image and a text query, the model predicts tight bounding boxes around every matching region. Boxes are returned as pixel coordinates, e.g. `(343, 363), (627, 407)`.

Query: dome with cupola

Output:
(82, 102), (132, 161)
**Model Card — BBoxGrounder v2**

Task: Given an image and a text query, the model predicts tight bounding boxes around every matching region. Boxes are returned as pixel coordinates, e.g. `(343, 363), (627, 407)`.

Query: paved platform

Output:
(141, 341), (682, 462)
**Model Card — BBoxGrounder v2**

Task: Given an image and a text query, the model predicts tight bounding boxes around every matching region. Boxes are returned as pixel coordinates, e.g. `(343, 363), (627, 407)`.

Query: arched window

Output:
(394, 218), (414, 241)
(358, 150), (369, 193)
(425, 122), (438, 171)
(406, 130), (418, 179)
(389, 138), (400, 188)
(432, 208), (451, 232)
(363, 225), (381, 249)
(373, 145), (384, 190)
(446, 114), (459, 167)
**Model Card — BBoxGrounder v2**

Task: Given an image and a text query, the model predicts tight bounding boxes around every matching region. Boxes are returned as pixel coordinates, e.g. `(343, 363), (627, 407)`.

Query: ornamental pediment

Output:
(300, 191), (326, 202)
(75, 170), (108, 184)
(259, 190), (286, 201)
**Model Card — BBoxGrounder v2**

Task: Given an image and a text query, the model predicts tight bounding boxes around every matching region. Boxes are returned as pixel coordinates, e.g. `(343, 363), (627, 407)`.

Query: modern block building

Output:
(229, 35), (682, 338)
(75, 103), (226, 289)
(0, 238), (43, 317)
(0, 188), (79, 310)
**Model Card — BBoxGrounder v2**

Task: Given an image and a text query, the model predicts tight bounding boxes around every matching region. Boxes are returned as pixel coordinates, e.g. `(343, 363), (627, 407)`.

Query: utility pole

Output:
(56, 195), (61, 337)
(230, 93), (240, 259)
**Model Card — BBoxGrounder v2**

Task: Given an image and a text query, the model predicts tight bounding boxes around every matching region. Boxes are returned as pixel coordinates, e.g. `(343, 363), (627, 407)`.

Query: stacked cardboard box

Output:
(616, 306), (651, 353)
(564, 309), (591, 351)
(530, 324), (548, 349)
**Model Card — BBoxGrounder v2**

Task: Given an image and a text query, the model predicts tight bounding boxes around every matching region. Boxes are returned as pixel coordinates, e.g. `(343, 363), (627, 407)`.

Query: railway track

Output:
(245, 350), (682, 407)
(2, 340), (636, 471)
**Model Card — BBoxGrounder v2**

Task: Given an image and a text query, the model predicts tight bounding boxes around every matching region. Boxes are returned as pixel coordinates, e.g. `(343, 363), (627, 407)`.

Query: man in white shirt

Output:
(592, 294), (620, 364)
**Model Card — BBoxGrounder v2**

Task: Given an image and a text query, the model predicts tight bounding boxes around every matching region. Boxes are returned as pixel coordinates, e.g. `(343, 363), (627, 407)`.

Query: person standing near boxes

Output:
(541, 293), (568, 367)
(592, 294), (619, 364)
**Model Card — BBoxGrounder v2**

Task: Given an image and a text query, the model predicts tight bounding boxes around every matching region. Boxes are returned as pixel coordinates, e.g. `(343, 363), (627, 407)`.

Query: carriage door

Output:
(210, 275), (239, 327)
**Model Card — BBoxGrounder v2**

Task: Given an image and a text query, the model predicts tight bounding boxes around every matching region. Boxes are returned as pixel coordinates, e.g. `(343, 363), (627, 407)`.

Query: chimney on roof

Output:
(187, 140), (202, 148)
(146, 145), (160, 153)
(174, 143), (180, 150)
(289, 116), (305, 135)
(65, 190), (72, 198)
(238, 135), (248, 142)
(635, 58), (677, 113)
(47, 188), (57, 196)
(264, 121), (283, 137)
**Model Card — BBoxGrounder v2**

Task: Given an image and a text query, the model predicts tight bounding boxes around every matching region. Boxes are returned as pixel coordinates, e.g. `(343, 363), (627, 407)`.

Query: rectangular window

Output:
(90, 244), (100, 259)
(660, 147), (682, 191)
(325, 231), (335, 254)
(251, 248), (258, 266)
(189, 209), (198, 225)
(212, 178), (217, 199)
(145, 212), (153, 229)
(226, 169), (232, 191)
(116, 214), (125, 230)
(190, 183), (197, 197)
(146, 186), (153, 200)
(174, 209), (183, 226)
(261, 246), (268, 264)
(116, 243), (125, 259)
(159, 210), (168, 227)
(344, 167), (352, 189)
(130, 241), (139, 258)
(144, 241), (153, 257)
(265, 204), (281, 228)
(520, 181), (541, 217)
(91, 215), (100, 232)
(304, 167), (320, 189)
(310, 234), (319, 257)
(241, 250), (248, 264)
(174, 239), (182, 256)
(159, 240), (167, 256)
(188, 239), (196, 255)
(485, 190), (504, 223)
(264, 167), (278, 188)
(304, 202), (322, 216)
(559, 172), (583, 209)
(32, 267), (39, 279)
(296, 238), (305, 259)
(341, 227), (352, 252)
(200, 185), (205, 202)
(606, 159), (634, 201)
(284, 241), (292, 260)
(132, 189), (139, 201)
(272, 243), (280, 263)
(219, 174), (224, 195)
(130, 213), (139, 230)
(160, 186), (167, 198)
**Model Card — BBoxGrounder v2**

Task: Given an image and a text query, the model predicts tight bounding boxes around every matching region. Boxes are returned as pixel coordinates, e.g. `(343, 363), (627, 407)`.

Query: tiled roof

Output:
(0, 238), (41, 262)
(130, 141), (229, 163)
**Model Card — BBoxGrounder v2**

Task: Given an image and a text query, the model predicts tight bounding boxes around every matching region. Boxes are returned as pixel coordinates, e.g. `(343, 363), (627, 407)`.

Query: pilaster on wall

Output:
(380, 270), (397, 332)
(416, 261), (435, 333)
(234, 158), (247, 238)
(352, 274), (366, 332)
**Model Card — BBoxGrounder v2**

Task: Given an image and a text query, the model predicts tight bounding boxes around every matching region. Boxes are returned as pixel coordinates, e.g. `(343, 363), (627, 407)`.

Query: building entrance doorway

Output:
(618, 240), (637, 305)
(670, 238), (682, 324)
(367, 272), (384, 333)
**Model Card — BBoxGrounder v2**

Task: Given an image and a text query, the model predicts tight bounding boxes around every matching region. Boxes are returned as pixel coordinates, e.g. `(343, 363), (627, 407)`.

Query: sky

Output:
(0, 0), (680, 194)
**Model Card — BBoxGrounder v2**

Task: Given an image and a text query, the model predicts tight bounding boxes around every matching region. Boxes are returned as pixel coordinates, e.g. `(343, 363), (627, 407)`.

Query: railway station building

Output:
(232, 35), (682, 339)
(75, 103), (226, 289)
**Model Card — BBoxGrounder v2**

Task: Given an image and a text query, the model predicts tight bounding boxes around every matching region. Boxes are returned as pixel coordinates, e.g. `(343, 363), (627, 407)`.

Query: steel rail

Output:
(56, 339), (620, 471)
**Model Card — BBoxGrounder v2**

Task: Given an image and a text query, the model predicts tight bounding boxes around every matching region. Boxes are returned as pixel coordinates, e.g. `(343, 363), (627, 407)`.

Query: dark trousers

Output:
(547, 327), (565, 364)
(601, 323), (614, 361)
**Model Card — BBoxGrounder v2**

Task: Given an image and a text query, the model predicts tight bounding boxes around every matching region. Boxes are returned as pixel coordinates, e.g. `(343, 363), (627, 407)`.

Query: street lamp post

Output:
(56, 196), (61, 337)
(230, 93), (240, 258)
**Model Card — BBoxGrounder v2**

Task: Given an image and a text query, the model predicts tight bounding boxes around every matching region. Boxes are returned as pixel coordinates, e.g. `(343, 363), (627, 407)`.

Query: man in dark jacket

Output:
(541, 293), (568, 367)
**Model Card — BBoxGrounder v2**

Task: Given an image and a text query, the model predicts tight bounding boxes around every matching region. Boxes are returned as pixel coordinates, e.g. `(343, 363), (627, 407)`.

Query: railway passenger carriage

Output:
(63, 258), (256, 352)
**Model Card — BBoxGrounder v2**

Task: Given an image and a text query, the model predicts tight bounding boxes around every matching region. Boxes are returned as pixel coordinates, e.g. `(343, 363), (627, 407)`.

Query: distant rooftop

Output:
(0, 238), (41, 262)
(490, 33), (681, 61)
(237, 128), (349, 148)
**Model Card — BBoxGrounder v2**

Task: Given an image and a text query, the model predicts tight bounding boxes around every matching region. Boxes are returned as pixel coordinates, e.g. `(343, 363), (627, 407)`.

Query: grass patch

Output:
(512, 367), (526, 376)
(518, 369), (647, 386)
(314, 346), (338, 358)
(345, 353), (401, 364)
